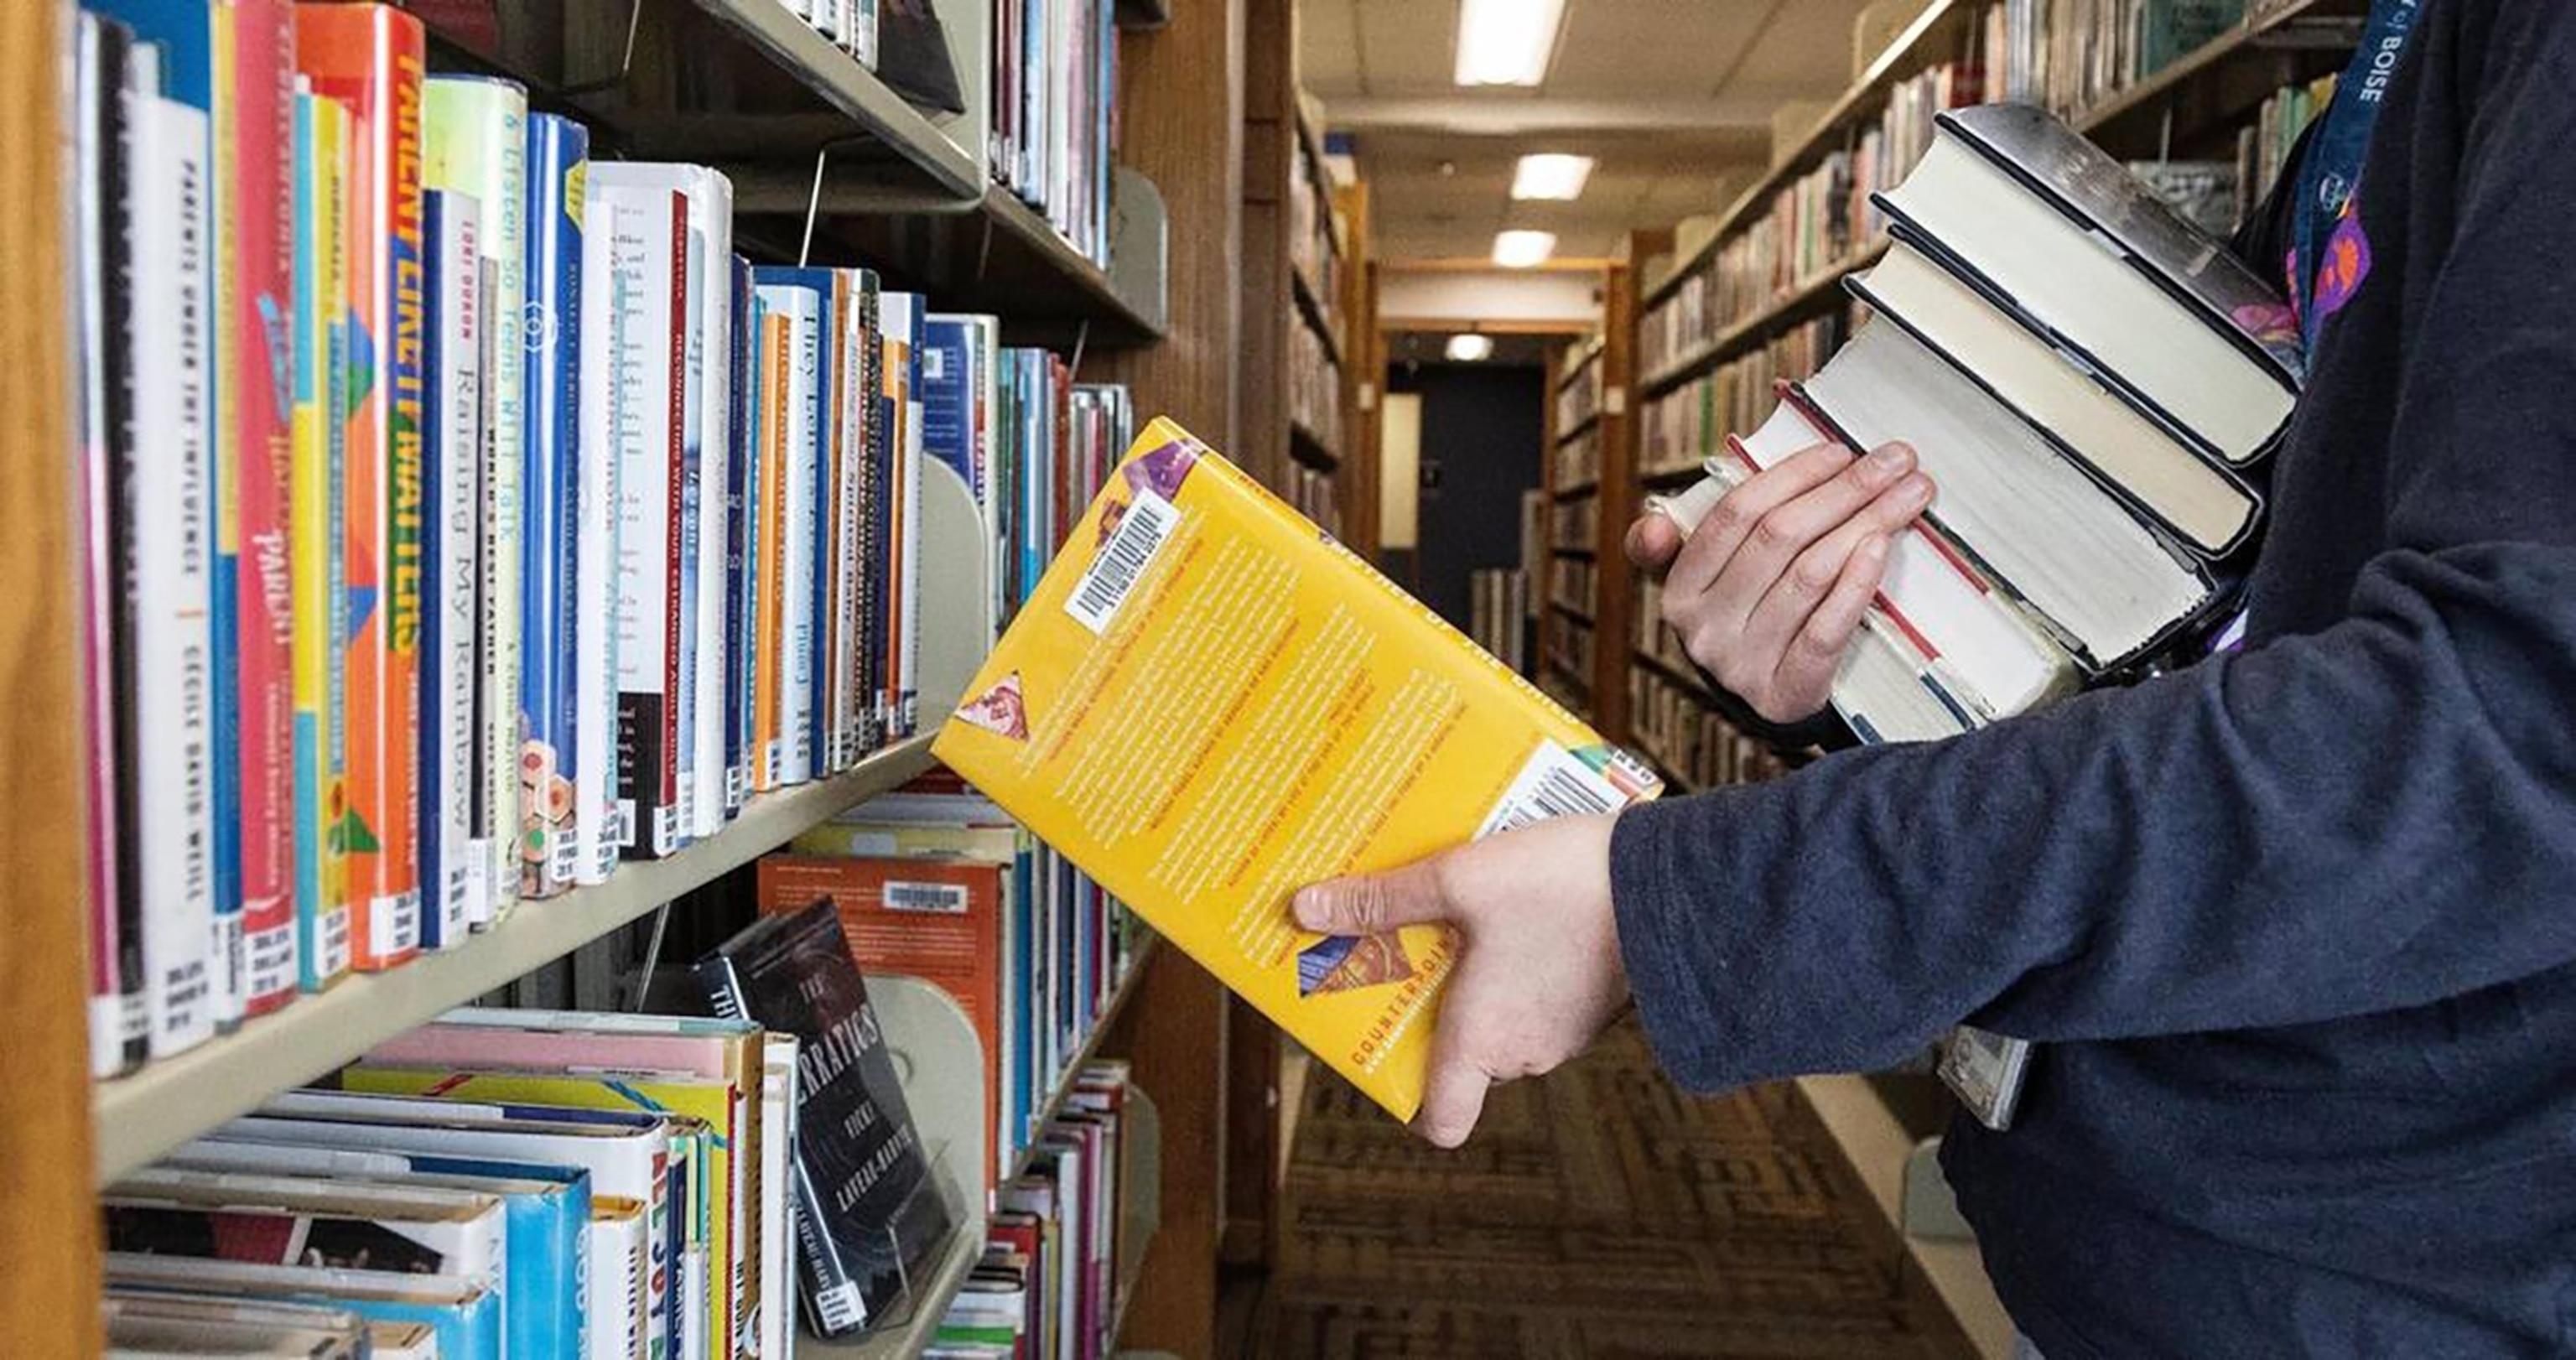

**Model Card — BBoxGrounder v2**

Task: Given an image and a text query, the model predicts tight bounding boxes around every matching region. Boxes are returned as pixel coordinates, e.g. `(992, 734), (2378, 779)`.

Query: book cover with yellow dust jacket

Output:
(933, 418), (1661, 1120)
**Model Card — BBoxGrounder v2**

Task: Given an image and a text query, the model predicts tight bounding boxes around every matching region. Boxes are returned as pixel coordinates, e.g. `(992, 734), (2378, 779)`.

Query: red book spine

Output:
(226, 0), (300, 1015)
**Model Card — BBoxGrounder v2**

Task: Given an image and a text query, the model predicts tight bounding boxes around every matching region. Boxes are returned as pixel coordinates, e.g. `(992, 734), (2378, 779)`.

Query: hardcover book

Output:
(933, 418), (1664, 1121)
(106, 1254), (500, 1360)
(519, 112), (586, 892)
(695, 900), (954, 1338)
(288, 81), (353, 994)
(419, 188), (482, 948)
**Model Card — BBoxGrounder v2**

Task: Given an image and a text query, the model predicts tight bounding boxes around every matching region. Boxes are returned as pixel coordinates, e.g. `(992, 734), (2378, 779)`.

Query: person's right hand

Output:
(1624, 441), (1934, 725)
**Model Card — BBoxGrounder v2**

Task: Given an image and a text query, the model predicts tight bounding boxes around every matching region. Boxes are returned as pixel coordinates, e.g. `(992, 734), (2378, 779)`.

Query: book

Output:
(723, 254), (755, 815)
(694, 900), (955, 1337)
(589, 164), (702, 860)
(125, 40), (222, 1059)
(104, 1166), (507, 1290)
(519, 112), (586, 892)
(420, 73), (528, 929)
(75, 13), (152, 1075)
(294, 1), (426, 972)
(164, 1138), (590, 1360)
(682, 174), (735, 841)
(106, 1254), (501, 1360)
(571, 157), (625, 885)
(216, 0), (301, 1020)
(419, 187), (482, 949)
(758, 854), (1010, 1190)
(756, 1036), (797, 1360)
(1875, 103), (2300, 474)
(934, 418), (1664, 1120)
(878, 292), (926, 739)
(288, 81), (353, 994)
(102, 1292), (369, 1358)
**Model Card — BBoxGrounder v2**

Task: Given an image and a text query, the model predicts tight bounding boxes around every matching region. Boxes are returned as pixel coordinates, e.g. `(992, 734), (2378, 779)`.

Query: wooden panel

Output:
(1338, 185), (1382, 568)
(1099, 0), (1246, 1352)
(0, 0), (101, 1352)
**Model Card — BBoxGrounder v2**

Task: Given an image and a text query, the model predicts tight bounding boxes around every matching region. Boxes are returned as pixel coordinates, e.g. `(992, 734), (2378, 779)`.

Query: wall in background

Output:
(1384, 361), (1546, 632)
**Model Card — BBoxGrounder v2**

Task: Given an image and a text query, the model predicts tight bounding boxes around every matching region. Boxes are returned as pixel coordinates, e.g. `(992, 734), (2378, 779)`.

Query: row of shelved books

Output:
(1555, 349), (1603, 433)
(1644, 313), (1855, 475)
(1642, 1), (2272, 381)
(1555, 423), (1601, 491)
(1467, 569), (1530, 675)
(1287, 126), (1344, 343)
(1285, 465), (1343, 538)
(1289, 317), (1343, 454)
(776, 768), (1145, 1191)
(1548, 558), (1597, 618)
(1551, 497), (1599, 555)
(1625, 666), (1794, 792)
(100, 893), (1143, 1358)
(74, 0), (1134, 1078)
(2241, 71), (2341, 222)
(1651, 106), (2298, 748)
(1545, 615), (1595, 692)
(991, 0), (1123, 267)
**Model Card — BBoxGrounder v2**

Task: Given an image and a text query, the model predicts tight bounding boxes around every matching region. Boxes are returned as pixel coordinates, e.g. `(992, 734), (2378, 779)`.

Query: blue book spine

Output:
(400, 1154), (591, 1360)
(418, 189), (450, 948)
(920, 319), (974, 492)
(517, 113), (584, 897)
(722, 255), (753, 814)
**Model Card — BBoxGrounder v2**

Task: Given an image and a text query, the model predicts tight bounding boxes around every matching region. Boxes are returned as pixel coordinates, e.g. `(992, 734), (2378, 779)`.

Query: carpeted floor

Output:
(1244, 1020), (1977, 1359)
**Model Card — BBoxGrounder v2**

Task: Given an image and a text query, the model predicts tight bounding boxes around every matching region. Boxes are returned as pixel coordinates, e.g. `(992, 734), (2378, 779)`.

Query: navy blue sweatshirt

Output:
(1608, 3), (2576, 1354)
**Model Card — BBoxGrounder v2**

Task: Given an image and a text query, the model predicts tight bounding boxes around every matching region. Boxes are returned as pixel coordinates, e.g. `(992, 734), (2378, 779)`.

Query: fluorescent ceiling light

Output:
(1446, 334), (1495, 362)
(1492, 229), (1558, 268)
(1455, 0), (1567, 87)
(1511, 153), (1594, 200)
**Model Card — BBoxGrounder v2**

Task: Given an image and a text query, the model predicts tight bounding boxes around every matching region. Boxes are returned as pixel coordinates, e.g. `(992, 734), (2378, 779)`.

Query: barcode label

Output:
(885, 880), (969, 915)
(318, 909), (352, 978)
(1065, 488), (1179, 634)
(812, 1280), (867, 1334)
(1476, 740), (1623, 839)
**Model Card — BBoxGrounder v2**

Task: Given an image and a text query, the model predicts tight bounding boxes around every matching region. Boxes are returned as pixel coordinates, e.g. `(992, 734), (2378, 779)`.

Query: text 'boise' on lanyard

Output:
(2288, 0), (2424, 350)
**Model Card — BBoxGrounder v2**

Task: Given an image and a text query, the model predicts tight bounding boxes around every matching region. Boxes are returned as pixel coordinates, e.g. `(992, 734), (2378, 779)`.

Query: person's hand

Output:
(1291, 812), (1626, 1148)
(1624, 441), (1934, 724)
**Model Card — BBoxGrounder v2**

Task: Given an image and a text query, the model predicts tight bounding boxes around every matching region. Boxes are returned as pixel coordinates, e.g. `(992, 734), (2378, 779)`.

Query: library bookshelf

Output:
(16, 0), (1263, 1353)
(1591, 5), (2375, 1356)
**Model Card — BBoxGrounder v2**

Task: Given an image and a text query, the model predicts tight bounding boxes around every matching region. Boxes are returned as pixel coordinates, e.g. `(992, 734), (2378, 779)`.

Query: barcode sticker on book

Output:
(1475, 740), (1623, 839)
(1066, 488), (1179, 635)
(884, 880), (969, 915)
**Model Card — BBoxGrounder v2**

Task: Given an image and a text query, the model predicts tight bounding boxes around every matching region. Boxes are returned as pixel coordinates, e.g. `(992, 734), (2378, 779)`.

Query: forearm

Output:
(1612, 542), (2576, 1092)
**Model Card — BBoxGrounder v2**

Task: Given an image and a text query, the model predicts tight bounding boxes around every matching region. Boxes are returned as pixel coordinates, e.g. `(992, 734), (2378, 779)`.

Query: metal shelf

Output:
(93, 735), (938, 1181)
(1555, 411), (1601, 445)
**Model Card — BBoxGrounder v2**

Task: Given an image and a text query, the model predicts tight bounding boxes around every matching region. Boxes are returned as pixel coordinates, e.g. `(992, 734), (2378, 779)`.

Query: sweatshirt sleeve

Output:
(1607, 6), (2576, 1092)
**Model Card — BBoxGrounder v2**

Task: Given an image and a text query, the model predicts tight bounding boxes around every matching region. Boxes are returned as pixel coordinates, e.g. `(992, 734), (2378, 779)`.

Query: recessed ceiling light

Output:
(1492, 230), (1558, 268)
(1511, 153), (1594, 201)
(1446, 334), (1495, 362)
(1454, 0), (1567, 87)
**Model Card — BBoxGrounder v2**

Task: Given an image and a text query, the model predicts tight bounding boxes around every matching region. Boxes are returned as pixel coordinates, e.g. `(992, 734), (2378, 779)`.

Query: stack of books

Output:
(104, 899), (953, 1356)
(1656, 104), (2298, 749)
(74, 0), (1128, 1080)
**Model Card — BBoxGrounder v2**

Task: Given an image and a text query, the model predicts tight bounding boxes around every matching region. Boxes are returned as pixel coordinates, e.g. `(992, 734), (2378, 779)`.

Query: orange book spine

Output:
(293, 3), (424, 969)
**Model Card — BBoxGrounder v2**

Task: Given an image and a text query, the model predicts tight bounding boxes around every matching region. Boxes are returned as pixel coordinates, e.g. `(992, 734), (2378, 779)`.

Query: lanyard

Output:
(2288, 0), (2424, 348)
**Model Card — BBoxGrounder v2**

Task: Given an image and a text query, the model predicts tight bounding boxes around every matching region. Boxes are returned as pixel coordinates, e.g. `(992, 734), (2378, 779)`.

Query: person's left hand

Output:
(1291, 811), (1628, 1148)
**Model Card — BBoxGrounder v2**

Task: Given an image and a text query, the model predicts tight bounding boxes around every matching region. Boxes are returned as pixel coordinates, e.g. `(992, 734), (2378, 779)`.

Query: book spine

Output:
(690, 184), (734, 837)
(673, 207), (704, 846)
(128, 70), (220, 1059)
(816, 274), (849, 776)
(420, 77), (528, 929)
(420, 189), (482, 948)
(782, 288), (823, 787)
(833, 278), (865, 770)
(219, 0), (300, 1017)
(78, 16), (150, 1074)
(615, 187), (683, 858)
(573, 179), (623, 885)
(896, 320), (924, 736)
(657, 191), (688, 853)
(868, 298), (896, 747)
(295, 3), (426, 972)
(751, 295), (787, 793)
(722, 257), (753, 816)
(519, 112), (585, 892)
(289, 85), (353, 993)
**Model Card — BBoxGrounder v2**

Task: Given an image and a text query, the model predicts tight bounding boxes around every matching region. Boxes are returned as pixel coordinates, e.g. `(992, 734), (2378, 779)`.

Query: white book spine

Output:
(131, 80), (220, 1058)
(673, 219), (706, 844)
(688, 174), (734, 838)
(573, 189), (624, 885)
(474, 110), (528, 931)
(777, 292), (820, 786)
(605, 184), (683, 853)
(430, 201), (484, 945)
(758, 1037), (797, 1360)
(585, 1209), (648, 1360)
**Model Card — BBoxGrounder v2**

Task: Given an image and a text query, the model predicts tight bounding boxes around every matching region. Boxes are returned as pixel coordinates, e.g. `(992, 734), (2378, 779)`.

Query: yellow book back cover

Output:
(932, 419), (1660, 1120)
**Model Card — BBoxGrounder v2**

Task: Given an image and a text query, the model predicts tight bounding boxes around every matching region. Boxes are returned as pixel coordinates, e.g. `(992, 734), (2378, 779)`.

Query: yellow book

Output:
(291, 89), (352, 993)
(932, 418), (1661, 1119)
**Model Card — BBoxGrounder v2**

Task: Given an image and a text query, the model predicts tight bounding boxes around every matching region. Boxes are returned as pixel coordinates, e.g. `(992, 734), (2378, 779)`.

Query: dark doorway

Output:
(1384, 360), (1545, 634)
